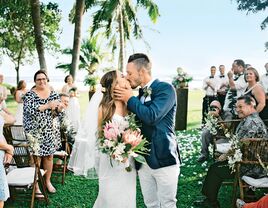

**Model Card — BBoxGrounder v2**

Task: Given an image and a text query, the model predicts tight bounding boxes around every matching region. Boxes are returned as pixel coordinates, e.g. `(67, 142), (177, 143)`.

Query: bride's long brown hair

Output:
(99, 70), (117, 123)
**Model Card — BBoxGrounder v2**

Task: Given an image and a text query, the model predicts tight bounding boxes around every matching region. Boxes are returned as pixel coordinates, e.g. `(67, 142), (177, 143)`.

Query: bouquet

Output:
(204, 114), (223, 135)
(172, 67), (193, 88)
(26, 130), (41, 155)
(99, 113), (149, 171)
(69, 87), (77, 93)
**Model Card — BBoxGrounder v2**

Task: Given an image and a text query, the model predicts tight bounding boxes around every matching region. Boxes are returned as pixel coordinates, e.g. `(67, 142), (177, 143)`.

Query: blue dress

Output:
(0, 116), (9, 201)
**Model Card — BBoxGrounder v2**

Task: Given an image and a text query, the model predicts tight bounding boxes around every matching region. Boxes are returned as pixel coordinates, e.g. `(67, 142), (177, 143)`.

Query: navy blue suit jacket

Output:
(127, 79), (180, 169)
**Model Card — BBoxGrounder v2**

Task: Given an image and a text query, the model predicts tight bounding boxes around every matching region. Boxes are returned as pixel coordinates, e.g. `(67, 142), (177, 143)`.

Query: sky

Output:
(1, 0), (268, 88)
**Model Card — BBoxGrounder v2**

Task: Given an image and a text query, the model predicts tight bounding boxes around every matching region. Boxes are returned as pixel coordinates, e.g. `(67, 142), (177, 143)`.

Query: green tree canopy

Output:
(0, 0), (62, 83)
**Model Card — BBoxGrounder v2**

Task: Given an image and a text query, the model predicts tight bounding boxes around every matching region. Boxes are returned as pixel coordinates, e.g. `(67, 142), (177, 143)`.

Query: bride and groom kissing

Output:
(88, 53), (180, 208)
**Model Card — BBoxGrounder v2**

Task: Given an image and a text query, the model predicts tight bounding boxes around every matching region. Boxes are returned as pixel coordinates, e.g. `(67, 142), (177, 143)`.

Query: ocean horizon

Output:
(5, 76), (203, 91)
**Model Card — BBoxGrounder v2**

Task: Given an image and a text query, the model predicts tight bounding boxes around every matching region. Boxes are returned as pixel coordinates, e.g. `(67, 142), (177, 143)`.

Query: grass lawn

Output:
(5, 90), (235, 208)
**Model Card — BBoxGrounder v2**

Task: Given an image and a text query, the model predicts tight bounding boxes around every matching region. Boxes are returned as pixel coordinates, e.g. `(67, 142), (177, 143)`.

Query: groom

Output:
(114, 53), (180, 208)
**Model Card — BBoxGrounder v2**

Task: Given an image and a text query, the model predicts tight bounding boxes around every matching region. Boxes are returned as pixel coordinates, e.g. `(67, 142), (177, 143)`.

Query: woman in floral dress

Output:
(23, 70), (65, 193)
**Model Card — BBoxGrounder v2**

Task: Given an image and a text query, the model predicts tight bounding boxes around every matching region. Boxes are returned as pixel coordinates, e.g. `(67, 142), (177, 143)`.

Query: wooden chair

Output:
(3, 124), (27, 145)
(6, 144), (49, 208)
(233, 138), (268, 202)
(52, 129), (69, 184)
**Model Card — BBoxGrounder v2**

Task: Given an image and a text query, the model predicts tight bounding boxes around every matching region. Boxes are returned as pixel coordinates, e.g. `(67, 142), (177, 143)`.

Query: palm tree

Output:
(57, 34), (109, 75)
(70, 0), (86, 80)
(30, 0), (47, 70)
(90, 0), (160, 72)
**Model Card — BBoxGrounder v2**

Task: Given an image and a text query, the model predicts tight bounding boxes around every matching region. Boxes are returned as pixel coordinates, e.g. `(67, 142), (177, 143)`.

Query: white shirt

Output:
(260, 74), (268, 94)
(223, 74), (247, 112)
(202, 76), (218, 96)
(216, 75), (229, 94)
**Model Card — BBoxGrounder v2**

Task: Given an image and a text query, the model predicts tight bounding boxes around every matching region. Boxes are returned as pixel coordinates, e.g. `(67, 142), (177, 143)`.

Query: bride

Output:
(68, 70), (136, 208)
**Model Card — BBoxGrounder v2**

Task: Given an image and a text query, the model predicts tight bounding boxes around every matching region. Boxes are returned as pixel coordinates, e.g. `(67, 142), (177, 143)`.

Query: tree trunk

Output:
(70, 0), (85, 80)
(118, 3), (124, 72)
(30, 0), (47, 70)
(15, 66), (20, 84)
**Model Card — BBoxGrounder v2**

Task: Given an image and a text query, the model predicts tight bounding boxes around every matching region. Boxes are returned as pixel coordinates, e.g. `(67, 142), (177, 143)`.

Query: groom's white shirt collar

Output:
(142, 78), (155, 89)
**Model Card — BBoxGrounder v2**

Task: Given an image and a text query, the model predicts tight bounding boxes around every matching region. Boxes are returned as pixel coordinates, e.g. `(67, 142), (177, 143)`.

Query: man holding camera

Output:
(197, 100), (232, 163)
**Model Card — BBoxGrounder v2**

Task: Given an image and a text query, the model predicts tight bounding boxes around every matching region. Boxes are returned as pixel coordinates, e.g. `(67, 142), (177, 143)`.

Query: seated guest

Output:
(236, 195), (268, 208)
(243, 67), (265, 113)
(58, 93), (75, 151)
(197, 100), (232, 163)
(194, 95), (268, 208)
(0, 111), (14, 208)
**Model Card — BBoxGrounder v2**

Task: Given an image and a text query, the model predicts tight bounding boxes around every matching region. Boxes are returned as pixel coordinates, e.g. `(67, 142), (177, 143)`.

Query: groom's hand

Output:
(114, 86), (133, 103)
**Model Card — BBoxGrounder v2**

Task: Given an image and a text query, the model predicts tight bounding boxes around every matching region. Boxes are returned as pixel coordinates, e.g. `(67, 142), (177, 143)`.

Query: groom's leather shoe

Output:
(193, 198), (220, 208)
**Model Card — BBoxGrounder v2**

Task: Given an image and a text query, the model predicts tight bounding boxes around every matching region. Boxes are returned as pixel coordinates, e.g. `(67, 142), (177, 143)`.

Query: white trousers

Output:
(138, 163), (180, 208)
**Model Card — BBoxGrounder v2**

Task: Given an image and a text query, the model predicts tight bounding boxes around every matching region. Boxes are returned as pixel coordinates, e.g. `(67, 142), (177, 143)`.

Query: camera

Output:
(210, 106), (218, 112)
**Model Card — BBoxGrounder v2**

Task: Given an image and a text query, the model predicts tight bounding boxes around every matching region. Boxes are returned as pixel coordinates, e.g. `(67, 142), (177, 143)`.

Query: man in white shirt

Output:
(216, 65), (229, 109)
(202, 66), (218, 123)
(223, 59), (247, 118)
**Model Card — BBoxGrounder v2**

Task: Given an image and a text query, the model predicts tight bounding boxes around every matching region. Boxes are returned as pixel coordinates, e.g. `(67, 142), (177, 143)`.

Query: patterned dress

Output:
(0, 116), (9, 201)
(23, 90), (62, 156)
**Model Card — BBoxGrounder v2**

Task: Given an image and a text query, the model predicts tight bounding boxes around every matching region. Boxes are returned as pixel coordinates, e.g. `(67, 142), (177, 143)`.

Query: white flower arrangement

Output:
(204, 114), (222, 135)
(225, 134), (242, 173)
(172, 67), (193, 89)
(26, 132), (40, 155)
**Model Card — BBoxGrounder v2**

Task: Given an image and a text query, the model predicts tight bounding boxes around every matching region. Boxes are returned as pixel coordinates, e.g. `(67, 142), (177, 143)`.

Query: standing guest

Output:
(243, 67), (265, 113)
(0, 74), (8, 109)
(217, 65), (229, 108)
(62, 75), (80, 132)
(0, 112), (14, 208)
(202, 66), (218, 123)
(194, 95), (268, 208)
(259, 63), (268, 119)
(23, 70), (65, 193)
(114, 53), (180, 208)
(14, 80), (28, 125)
(223, 59), (247, 118)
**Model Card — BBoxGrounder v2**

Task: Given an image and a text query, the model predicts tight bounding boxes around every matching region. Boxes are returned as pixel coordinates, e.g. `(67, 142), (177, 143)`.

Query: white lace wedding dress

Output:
(93, 114), (137, 208)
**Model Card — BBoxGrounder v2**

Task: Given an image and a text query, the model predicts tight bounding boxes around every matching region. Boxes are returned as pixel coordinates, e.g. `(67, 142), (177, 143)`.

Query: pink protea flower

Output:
(122, 129), (143, 148)
(103, 121), (121, 140)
